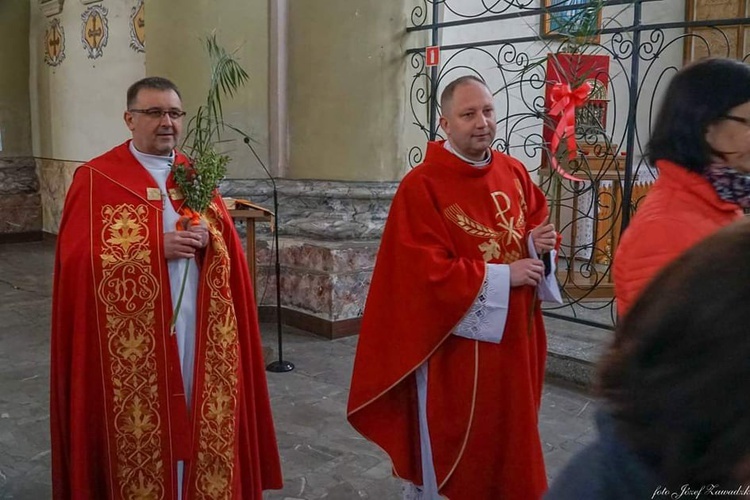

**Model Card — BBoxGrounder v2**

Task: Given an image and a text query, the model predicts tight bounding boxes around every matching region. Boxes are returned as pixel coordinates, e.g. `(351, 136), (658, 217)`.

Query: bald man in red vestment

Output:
(348, 76), (562, 500)
(50, 77), (282, 499)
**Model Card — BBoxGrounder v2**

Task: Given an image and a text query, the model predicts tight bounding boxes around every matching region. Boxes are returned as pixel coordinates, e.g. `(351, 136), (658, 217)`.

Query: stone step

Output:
(544, 314), (613, 390)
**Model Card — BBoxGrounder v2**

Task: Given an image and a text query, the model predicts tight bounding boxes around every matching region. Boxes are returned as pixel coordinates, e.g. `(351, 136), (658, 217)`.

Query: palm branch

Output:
(170, 34), (250, 328)
(174, 33), (249, 214)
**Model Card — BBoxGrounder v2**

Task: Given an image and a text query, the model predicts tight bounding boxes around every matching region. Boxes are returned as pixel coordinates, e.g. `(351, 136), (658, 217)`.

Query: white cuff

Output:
(453, 263), (510, 344)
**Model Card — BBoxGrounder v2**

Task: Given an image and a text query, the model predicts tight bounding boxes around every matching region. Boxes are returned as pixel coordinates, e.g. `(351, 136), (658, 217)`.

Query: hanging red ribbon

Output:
(548, 81), (591, 183)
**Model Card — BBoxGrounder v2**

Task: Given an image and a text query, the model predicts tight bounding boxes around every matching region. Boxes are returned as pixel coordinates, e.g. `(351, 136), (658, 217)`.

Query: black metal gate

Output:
(406, 0), (750, 329)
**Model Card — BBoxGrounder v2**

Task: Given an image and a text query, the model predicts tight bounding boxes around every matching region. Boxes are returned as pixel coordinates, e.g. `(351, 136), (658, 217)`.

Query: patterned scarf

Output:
(704, 164), (750, 209)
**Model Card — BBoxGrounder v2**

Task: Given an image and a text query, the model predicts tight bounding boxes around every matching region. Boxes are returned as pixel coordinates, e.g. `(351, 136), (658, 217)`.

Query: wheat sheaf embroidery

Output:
(444, 194), (524, 263)
(444, 204), (501, 239)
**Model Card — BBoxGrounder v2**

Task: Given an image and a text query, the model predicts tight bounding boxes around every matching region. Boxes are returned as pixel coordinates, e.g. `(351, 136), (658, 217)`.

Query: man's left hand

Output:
(531, 217), (556, 254)
(187, 224), (209, 249)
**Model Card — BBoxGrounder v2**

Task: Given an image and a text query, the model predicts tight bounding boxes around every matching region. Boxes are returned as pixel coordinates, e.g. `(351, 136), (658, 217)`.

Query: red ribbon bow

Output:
(548, 82), (591, 182)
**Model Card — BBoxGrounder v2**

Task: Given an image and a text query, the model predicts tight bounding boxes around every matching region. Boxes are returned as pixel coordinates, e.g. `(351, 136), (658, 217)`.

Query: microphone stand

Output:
(243, 136), (294, 373)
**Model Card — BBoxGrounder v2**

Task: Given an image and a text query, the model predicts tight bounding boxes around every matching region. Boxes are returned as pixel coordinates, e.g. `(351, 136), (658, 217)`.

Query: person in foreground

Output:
(347, 75), (562, 500)
(50, 76), (282, 499)
(547, 219), (750, 499)
(614, 58), (750, 316)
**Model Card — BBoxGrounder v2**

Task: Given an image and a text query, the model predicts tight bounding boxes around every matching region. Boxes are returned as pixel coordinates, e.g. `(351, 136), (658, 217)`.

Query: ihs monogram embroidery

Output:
(444, 180), (527, 262)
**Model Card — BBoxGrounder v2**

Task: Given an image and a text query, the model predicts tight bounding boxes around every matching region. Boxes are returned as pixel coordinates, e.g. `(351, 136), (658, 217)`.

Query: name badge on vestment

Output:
(146, 188), (162, 201)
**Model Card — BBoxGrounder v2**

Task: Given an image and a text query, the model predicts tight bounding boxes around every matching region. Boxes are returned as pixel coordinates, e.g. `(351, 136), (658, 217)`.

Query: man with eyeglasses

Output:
(50, 76), (282, 499)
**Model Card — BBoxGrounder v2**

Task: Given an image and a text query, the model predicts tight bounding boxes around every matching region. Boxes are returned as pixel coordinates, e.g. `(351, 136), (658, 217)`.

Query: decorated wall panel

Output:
(30, 0), (146, 232)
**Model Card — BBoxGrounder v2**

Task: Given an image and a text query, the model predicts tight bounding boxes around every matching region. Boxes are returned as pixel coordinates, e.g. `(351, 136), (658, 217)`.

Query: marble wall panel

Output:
(0, 158), (39, 194)
(251, 236), (379, 321)
(37, 158), (79, 233)
(0, 158), (41, 235)
(329, 245), (378, 275)
(254, 238), (378, 274)
(225, 179), (396, 323)
(330, 271), (370, 321)
(222, 179), (397, 240)
(0, 193), (42, 233)
(254, 266), (372, 322)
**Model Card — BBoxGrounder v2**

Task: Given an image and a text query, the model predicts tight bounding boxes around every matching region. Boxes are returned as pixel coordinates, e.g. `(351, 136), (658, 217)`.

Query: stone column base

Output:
(253, 236), (378, 339)
(0, 157), (42, 242)
(257, 306), (362, 339)
(223, 178), (396, 339)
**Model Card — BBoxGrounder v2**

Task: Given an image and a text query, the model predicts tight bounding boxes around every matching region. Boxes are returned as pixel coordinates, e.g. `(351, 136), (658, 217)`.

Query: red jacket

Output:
(613, 160), (742, 316)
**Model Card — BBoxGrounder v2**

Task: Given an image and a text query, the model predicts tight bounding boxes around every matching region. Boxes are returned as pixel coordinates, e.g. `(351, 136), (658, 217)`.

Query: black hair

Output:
(599, 219), (750, 490)
(126, 77), (182, 109)
(647, 58), (750, 174)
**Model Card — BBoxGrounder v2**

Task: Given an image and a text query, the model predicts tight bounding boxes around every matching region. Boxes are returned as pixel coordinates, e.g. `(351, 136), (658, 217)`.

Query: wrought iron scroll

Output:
(406, 0), (750, 328)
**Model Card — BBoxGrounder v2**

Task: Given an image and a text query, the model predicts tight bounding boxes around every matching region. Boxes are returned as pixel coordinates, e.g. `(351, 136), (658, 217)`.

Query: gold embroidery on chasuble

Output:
(444, 181), (528, 263)
(97, 204), (166, 499)
(195, 203), (240, 499)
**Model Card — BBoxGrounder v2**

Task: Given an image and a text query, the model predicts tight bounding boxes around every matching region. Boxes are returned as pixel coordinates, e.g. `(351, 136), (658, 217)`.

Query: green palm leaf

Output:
(174, 33), (250, 213)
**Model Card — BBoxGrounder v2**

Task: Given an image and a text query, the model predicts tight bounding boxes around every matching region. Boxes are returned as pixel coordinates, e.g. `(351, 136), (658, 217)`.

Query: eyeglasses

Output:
(722, 115), (750, 127)
(129, 108), (187, 120)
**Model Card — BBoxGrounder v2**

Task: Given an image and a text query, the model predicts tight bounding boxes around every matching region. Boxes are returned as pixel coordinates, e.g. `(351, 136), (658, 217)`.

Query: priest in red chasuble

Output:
(50, 77), (282, 499)
(347, 75), (562, 499)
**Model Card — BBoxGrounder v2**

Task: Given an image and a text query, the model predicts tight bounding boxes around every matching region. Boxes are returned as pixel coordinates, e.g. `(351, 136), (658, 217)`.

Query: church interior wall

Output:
(5, 0), (720, 333)
(286, 0), (422, 182)
(146, 0), (271, 181)
(0, 0), (37, 240)
(0, 0), (32, 158)
(29, 0), (146, 233)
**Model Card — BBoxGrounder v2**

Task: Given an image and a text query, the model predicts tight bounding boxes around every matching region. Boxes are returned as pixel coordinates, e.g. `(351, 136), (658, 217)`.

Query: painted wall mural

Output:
(44, 18), (65, 66)
(130, 0), (145, 53)
(81, 5), (109, 59)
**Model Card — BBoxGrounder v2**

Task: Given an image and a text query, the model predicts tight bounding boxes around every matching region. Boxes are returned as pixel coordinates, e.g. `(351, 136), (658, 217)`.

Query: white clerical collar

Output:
(129, 141), (175, 170)
(444, 140), (492, 167)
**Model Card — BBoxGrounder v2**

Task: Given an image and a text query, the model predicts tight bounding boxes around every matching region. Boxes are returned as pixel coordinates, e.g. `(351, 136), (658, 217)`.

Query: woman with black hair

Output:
(548, 219), (750, 499)
(614, 57), (750, 316)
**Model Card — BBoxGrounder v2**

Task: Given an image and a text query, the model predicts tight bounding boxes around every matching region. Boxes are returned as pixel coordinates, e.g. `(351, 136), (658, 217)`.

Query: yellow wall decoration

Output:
(81, 5), (109, 59)
(129, 0), (145, 53)
(44, 17), (65, 66)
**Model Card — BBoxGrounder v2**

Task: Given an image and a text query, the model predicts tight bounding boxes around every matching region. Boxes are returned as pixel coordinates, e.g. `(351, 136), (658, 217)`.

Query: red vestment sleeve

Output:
(347, 169), (486, 481)
(51, 167), (109, 498)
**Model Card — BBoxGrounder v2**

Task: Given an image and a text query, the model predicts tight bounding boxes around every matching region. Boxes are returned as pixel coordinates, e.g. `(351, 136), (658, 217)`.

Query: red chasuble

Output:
(347, 141), (550, 500)
(50, 142), (282, 499)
